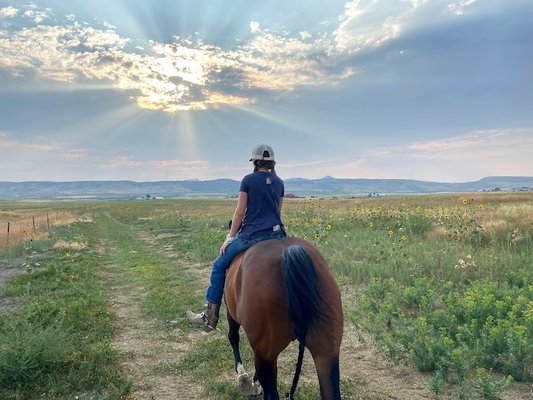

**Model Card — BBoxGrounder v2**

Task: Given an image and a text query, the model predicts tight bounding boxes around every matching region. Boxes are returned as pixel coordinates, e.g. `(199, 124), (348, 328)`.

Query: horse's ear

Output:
(228, 220), (232, 230)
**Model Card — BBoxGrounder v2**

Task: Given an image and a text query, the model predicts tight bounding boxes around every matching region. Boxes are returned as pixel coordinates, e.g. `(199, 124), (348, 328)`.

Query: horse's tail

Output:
(282, 244), (327, 399)
(282, 244), (326, 342)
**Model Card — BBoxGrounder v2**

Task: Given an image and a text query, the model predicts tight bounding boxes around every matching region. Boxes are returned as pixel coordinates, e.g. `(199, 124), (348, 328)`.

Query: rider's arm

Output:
(229, 191), (247, 238)
(220, 191), (247, 255)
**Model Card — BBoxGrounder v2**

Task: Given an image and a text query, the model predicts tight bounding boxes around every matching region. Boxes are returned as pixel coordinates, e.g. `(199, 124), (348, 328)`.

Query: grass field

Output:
(0, 193), (532, 399)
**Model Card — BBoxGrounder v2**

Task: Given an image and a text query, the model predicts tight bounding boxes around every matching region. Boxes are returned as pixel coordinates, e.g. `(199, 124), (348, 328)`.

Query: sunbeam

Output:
(231, 104), (321, 138)
(0, 81), (119, 94)
(57, 102), (147, 147)
(167, 111), (199, 160)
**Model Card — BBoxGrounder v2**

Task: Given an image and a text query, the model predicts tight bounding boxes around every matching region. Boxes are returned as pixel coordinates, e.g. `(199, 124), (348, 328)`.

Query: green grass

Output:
(0, 219), (130, 399)
(92, 211), (201, 324)
(285, 195), (533, 398)
(1, 193), (531, 399)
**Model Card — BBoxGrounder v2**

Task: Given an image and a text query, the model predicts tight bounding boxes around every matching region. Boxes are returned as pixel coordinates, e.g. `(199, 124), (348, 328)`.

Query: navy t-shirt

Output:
(238, 171), (284, 240)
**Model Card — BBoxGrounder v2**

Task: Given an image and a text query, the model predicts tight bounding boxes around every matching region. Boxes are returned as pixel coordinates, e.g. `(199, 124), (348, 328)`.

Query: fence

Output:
(0, 212), (79, 250)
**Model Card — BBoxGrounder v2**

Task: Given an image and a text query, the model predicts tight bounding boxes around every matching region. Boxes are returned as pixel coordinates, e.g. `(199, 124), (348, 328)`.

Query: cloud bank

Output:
(0, 1), (481, 112)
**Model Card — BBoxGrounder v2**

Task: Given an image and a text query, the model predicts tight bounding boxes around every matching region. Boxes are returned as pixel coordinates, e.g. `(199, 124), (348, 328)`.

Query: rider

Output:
(187, 144), (287, 332)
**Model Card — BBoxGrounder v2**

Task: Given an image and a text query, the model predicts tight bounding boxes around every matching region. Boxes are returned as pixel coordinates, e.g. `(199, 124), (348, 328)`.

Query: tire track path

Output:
(95, 213), (207, 400)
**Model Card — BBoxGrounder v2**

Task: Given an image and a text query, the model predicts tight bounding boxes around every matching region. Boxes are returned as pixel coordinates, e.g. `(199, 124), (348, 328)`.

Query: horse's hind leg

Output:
(228, 313), (262, 396)
(254, 356), (279, 400)
(312, 354), (341, 400)
(227, 313), (242, 372)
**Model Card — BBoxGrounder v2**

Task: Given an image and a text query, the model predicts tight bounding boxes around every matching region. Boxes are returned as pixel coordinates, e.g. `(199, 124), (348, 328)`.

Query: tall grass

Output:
(281, 194), (533, 398)
(0, 211), (79, 250)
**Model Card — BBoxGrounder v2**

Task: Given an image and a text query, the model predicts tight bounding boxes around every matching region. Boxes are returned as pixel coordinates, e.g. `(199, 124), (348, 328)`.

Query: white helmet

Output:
(249, 144), (275, 162)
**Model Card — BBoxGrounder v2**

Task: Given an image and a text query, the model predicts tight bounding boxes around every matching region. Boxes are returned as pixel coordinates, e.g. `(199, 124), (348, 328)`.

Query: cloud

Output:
(101, 156), (212, 179)
(0, 2), (418, 106)
(0, 19), (247, 110)
(0, 1), (499, 112)
(404, 129), (533, 160)
(299, 31), (312, 40)
(232, 31), (354, 91)
(333, 0), (430, 54)
(0, 131), (87, 158)
(0, 131), (56, 151)
(331, 0), (485, 54)
(0, 4), (357, 112)
(23, 9), (49, 24)
(280, 157), (390, 180)
(0, 6), (17, 18)
(447, 0), (477, 16)
(305, 128), (533, 181)
(361, 128), (533, 178)
(249, 21), (261, 34)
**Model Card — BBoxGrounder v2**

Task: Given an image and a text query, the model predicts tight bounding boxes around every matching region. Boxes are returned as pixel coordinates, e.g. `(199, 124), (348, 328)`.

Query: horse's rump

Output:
(224, 237), (343, 399)
(225, 238), (293, 348)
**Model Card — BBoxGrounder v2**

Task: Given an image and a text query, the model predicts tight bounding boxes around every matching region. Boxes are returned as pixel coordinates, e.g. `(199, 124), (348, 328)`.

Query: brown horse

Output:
(224, 237), (344, 399)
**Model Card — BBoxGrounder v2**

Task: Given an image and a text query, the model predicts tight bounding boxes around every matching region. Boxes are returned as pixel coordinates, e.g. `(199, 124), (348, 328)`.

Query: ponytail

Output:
(253, 160), (277, 176)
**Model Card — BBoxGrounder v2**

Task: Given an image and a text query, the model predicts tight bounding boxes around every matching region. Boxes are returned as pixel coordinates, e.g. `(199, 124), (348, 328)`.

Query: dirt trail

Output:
(98, 234), (207, 400)
(106, 287), (201, 400)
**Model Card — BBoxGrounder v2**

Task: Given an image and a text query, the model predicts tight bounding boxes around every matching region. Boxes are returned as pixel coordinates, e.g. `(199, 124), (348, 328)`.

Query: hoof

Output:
(238, 372), (262, 397)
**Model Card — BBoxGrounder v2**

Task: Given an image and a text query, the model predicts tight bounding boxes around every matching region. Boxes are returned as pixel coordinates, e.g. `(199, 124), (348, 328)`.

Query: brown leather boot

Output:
(186, 302), (220, 332)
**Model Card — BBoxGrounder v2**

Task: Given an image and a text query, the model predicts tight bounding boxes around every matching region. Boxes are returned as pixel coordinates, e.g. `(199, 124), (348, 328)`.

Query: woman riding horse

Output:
(187, 144), (287, 331)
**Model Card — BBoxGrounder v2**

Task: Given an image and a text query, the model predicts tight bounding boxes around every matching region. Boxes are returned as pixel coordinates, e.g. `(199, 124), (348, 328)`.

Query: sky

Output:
(0, 0), (532, 183)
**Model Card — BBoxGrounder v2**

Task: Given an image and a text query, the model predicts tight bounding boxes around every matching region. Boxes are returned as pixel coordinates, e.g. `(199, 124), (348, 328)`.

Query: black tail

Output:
(282, 245), (326, 399)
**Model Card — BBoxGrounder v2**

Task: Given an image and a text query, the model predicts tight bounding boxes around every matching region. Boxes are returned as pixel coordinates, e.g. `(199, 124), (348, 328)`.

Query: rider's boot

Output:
(186, 301), (220, 332)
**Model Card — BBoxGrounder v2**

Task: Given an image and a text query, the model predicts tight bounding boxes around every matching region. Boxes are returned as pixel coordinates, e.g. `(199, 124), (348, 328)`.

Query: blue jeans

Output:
(205, 230), (286, 305)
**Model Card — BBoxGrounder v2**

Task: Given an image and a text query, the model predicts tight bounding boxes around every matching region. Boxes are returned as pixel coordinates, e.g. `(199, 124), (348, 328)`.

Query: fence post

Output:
(6, 222), (10, 247)
(47, 213), (50, 230)
(33, 216), (36, 237)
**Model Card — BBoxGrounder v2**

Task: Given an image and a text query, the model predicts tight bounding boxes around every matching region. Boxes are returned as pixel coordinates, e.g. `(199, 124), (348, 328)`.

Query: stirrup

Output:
(186, 310), (219, 332)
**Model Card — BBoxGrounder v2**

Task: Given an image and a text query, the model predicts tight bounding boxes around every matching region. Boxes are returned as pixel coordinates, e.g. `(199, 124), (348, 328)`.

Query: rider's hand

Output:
(220, 239), (230, 255)
(220, 235), (236, 255)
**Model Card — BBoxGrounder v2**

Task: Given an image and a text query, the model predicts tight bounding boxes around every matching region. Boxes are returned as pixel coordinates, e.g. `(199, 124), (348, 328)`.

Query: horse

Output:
(224, 237), (344, 399)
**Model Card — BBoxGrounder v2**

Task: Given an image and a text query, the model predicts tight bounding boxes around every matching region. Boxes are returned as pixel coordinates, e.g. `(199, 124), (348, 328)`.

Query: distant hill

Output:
(0, 176), (532, 200)
(284, 176), (533, 196)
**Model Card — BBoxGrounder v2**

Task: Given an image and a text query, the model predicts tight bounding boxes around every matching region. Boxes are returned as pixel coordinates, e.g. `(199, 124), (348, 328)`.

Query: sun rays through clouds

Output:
(0, 3), (352, 113)
(1, 0), (531, 182)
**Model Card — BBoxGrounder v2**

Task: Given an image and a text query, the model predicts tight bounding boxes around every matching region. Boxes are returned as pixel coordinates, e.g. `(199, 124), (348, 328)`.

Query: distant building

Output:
(137, 194), (164, 200)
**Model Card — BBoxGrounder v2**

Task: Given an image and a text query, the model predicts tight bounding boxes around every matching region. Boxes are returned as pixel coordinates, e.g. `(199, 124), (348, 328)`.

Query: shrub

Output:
(0, 319), (75, 390)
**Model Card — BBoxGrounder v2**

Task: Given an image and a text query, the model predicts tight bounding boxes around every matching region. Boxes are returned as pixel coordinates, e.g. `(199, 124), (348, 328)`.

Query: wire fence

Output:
(0, 212), (79, 250)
